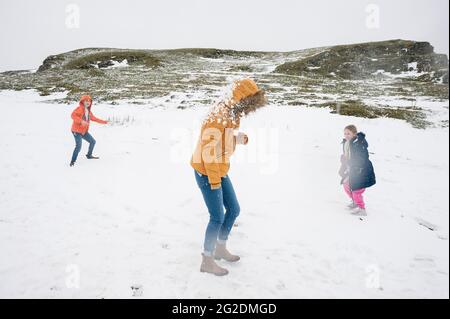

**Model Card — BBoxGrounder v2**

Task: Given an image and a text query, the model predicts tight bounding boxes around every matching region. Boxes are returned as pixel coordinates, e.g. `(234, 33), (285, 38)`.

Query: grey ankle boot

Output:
(351, 208), (367, 216)
(200, 253), (229, 276)
(347, 202), (358, 210)
(214, 243), (240, 262)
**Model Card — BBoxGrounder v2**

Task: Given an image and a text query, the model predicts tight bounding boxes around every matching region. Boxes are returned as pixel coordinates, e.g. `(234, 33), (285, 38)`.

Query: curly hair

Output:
(233, 90), (268, 116)
(203, 90), (268, 127)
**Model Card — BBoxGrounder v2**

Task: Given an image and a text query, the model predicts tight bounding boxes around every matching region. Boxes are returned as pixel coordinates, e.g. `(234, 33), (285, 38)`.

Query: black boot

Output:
(86, 155), (99, 159)
(70, 161), (75, 167)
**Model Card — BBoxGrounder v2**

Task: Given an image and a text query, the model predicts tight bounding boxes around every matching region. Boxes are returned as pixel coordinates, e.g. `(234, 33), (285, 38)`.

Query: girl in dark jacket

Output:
(339, 125), (376, 216)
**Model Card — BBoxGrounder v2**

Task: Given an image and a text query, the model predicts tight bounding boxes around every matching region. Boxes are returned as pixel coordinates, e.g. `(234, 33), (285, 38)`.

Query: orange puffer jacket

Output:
(71, 95), (107, 134)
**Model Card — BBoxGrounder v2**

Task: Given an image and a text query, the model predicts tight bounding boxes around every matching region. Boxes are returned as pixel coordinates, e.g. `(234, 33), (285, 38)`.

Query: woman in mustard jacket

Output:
(191, 79), (268, 276)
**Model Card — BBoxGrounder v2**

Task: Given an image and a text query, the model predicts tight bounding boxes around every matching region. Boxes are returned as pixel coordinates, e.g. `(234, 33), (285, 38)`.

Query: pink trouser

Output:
(343, 182), (366, 209)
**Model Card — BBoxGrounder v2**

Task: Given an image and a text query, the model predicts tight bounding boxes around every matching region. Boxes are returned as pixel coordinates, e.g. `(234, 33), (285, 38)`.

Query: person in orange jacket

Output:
(191, 78), (268, 276)
(70, 95), (108, 166)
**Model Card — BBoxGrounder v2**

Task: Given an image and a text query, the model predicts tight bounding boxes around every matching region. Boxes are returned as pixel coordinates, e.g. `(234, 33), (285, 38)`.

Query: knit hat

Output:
(231, 79), (261, 103)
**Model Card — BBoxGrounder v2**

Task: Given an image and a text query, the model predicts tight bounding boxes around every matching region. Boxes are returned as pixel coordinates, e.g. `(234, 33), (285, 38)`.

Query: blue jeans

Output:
(71, 131), (96, 163)
(194, 170), (240, 255)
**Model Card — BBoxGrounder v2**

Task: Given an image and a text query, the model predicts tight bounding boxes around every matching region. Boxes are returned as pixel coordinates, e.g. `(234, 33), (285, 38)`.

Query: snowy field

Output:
(0, 90), (448, 298)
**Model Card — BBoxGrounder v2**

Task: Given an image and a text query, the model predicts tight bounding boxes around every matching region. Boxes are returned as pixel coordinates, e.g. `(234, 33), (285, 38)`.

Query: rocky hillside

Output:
(0, 40), (448, 128)
(275, 40), (449, 82)
(37, 49), (162, 71)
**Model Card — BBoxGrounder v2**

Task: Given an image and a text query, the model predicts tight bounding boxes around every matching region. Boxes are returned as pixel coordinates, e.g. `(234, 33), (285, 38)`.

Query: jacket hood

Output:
(79, 95), (93, 108)
(231, 78), (261, 103)
(357, 132), (366, 139)
(353, 132), (368, 147)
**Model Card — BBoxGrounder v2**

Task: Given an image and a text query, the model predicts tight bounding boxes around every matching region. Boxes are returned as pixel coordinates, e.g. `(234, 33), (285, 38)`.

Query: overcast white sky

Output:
(0, 0), (448, 71)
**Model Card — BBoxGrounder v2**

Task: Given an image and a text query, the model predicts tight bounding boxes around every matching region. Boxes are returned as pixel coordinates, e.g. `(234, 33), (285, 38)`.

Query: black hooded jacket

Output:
(341, 132), (376, 191)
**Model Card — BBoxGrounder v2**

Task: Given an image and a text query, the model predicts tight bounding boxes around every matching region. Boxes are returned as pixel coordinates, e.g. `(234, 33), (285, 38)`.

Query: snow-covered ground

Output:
(0, 90), (448, 298)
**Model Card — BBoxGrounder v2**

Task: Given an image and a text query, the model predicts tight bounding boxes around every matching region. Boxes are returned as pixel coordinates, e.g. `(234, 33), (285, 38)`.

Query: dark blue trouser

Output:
(71, 131), (96, 163)
(194, 170), (240, 255)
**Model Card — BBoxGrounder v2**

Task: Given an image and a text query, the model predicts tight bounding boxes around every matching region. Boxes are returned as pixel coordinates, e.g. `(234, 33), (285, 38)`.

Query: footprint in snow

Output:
(411, 255), (436, 269)
(178, 198), (193, 207)
(276, 281), (286, 290)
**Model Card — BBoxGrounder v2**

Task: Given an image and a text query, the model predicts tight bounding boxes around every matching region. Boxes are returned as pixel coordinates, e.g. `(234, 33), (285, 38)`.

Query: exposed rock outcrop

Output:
(275, 40), (448, 82)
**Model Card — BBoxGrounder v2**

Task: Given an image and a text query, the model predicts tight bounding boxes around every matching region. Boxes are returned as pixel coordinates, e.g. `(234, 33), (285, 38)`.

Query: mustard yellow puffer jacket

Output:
(191, 109), (240, 187)
(190, 78), (261, 188)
